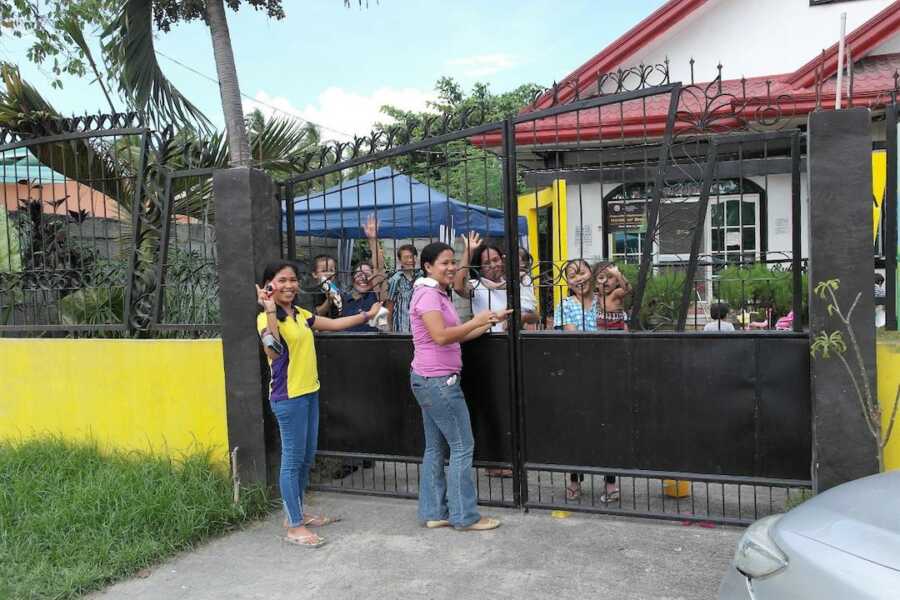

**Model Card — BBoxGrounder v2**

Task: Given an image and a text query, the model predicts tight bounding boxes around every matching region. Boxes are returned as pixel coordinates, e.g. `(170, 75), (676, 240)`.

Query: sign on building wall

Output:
(607, 201), (647, 232)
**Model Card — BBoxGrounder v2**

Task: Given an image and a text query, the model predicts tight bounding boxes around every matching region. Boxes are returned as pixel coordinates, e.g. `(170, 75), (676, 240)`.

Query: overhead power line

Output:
(154, 49), (355, 139)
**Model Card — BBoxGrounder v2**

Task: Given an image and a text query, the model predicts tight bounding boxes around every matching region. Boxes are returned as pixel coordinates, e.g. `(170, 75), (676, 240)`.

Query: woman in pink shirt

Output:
(409, 241), (510, 531)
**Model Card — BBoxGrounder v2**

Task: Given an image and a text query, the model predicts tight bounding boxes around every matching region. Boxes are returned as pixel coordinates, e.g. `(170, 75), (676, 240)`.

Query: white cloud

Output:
(445, 53), (518, 77)
(246, 87), (437, 141)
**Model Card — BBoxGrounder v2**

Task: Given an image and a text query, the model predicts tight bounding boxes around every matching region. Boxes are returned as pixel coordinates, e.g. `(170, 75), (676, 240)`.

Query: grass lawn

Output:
(0, 438), (271, 600)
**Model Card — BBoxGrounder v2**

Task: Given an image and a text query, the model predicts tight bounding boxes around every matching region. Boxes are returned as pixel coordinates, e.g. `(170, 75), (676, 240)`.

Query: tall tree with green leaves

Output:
(375, 77), (543, 209)
(0, 1), (118, 88)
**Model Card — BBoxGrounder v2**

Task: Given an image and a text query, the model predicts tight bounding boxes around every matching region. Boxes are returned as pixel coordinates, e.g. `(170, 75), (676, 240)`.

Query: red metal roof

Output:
(497, 1), (900, 147)
(476, 53), (900, 148)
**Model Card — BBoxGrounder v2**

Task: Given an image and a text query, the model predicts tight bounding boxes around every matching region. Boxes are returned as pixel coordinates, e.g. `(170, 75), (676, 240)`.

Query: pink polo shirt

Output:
(409, 284), (462, 377)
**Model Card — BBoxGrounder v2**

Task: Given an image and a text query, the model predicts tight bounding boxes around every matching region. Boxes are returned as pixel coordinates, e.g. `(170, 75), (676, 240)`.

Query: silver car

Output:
(719, 470), (900, 599)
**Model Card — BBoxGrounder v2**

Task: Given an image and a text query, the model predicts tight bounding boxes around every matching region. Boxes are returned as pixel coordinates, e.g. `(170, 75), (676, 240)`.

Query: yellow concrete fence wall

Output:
(878, 338), (900, 471)
(0, 339), (229, 464)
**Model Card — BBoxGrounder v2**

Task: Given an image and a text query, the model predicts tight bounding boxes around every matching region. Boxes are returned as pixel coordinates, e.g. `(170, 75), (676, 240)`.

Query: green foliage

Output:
(0, 208), (20, 273)
(784, 489), (813, 511)
(810, 330), (847, 359)
(101, 0), (210, 128)
(813, 278), (840, 301)
(55, 247), (220, 332)
(150, 0), (286, 31)
(717, 262), (808, 317)
(619, 263), (687, 330)
(0, 0), (118, 89)
(0, 437), (271, 599)
(372, 77), (543, 210)
(59, 284), (126, 326)
(161, 247), (220, 327)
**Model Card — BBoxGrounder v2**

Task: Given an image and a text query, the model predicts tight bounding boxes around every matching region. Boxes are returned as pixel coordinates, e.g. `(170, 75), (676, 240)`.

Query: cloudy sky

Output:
(5, 0), (667, 140)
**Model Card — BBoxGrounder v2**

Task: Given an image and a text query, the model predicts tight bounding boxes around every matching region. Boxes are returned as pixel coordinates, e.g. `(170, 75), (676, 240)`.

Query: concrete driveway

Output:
(91, 491), (742, 600)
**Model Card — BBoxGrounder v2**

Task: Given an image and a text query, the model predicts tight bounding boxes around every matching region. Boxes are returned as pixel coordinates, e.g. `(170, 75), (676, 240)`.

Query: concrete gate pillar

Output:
(807, 108), (878, 491)
(214, 167), (281, 486)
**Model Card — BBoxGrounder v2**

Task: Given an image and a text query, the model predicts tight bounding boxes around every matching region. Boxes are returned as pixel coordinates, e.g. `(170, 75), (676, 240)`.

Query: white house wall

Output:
(747, 173), (810, 261)
(566, 182), (614, 261)
(562, 176), (810, 263)
(627, 0), (895, 82)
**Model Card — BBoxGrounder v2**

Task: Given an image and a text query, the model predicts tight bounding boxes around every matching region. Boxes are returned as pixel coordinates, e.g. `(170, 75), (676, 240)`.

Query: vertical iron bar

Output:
(502, 118), (525, 508)
(791, 132), (803, 332)
(284, 183), (296, 261)
(123, 130), (151, 334)
(151, 170), (174, 326)
(677, 142), (718, 331)
(886, 100), (898, 330)
(632, 84), (682, 328)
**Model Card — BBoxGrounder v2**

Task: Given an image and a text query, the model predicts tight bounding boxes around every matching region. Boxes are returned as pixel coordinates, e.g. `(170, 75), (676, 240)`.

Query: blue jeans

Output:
(270, 392), (319, 527)
(410, 372), (480, 528)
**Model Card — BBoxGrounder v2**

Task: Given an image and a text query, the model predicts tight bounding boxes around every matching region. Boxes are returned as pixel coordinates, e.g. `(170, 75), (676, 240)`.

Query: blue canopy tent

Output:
(290, 167), (526, 240)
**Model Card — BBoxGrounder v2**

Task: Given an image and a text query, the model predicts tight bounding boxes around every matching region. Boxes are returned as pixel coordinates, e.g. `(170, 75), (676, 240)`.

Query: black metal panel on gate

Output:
(268, 68), (819, 523)
(314, 334), (514, 464)
(520, 332), (811, 480)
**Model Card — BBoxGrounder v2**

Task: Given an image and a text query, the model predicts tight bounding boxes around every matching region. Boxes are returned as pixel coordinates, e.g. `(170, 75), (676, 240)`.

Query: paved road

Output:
(91, 491), (742, 600)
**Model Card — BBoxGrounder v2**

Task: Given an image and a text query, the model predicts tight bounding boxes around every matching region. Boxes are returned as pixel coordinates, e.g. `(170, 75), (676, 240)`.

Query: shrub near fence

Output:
(0, 119), (220, 337)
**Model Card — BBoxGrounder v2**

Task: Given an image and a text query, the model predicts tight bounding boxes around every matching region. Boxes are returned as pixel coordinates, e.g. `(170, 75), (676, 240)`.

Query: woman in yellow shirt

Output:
(257, 260), (382, 548)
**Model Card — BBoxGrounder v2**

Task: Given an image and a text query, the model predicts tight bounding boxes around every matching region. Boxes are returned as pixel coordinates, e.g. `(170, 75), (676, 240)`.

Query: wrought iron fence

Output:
(0, 116), (220, 337)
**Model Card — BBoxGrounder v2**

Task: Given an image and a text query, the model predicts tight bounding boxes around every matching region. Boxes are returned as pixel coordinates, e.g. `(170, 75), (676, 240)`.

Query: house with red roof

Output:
(504, 0), (897, 289)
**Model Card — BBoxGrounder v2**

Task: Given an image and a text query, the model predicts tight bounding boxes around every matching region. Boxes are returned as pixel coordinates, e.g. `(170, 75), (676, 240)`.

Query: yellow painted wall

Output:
(877, 338), (900, 471)
(0, 339), (229, 464)
(518, 179), (569, 311)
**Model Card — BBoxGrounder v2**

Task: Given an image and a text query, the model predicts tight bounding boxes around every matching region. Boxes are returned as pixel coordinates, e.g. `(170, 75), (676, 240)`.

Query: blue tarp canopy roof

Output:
(291, 167), (525, 239)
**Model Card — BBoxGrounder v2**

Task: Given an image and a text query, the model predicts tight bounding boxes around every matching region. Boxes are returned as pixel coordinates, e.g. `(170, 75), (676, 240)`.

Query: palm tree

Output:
(204, 0), (251, 165)
(101, 0), (365, 168)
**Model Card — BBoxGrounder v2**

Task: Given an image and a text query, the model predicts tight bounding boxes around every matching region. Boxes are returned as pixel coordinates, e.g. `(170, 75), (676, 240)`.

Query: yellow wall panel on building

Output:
(518, 179), (569, 311)
(877, 338), (900, 471)
(873, 150), (886, 243)
(0, 339), (229, 464)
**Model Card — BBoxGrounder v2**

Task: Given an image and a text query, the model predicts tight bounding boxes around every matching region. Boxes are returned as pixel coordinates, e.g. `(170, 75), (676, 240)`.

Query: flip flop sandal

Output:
(599, 489), (621, 504)
(281, 534), (326, 548)
(458, 518), (501, 531)
(304, 515), (342, 527)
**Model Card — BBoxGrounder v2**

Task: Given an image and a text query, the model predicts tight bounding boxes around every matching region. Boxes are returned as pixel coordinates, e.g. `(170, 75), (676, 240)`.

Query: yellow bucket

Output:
(663, 479), (691, 498)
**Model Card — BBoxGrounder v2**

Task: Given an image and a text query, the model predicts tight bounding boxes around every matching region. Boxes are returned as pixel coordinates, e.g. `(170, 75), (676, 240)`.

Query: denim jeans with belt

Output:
(270, 391), (319, 527)
(410, 371), (480, 528)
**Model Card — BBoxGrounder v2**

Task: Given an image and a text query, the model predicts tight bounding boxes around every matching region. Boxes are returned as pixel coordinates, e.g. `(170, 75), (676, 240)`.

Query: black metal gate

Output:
(278, 74), (813, 524)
